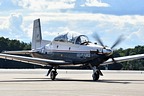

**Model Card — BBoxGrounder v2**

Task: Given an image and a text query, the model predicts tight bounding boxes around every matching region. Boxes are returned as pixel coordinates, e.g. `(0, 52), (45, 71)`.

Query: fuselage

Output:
(31, 34), (113, 66)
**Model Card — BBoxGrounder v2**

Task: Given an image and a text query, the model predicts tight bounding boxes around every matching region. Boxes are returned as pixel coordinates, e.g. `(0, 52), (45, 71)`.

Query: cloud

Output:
(13, 0), (75, 11)
(0, 13), (29, 41)
(79, 0), (110, 7)
(1, 12), (144, 45)
(10, 0), (109, 11)
(1, 0), (143, 16)
(26, 13), (144, 48)
(0, 13), (22, 32)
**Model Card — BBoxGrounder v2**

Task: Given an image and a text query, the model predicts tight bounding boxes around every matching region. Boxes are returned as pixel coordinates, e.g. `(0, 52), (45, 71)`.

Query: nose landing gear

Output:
(90, 65), (103, 81)
(92, 71), (100, 81)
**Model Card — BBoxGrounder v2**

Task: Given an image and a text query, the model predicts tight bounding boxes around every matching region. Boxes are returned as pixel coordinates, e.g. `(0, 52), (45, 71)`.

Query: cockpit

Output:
(53, 33), (90, 45)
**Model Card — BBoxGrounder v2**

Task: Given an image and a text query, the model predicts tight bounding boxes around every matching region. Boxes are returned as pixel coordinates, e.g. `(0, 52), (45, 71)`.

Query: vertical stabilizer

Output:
(32, 19), (42, 50)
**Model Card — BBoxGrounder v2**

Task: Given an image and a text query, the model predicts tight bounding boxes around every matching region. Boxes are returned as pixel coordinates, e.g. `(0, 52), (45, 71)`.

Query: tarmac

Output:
(0, 69), (144, 96)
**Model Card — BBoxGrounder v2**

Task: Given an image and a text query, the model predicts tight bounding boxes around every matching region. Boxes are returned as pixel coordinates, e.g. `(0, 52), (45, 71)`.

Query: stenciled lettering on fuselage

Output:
(77, 53), (90, 58)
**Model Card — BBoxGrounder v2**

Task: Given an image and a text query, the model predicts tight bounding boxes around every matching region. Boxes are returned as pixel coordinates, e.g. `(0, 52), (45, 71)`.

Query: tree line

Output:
(0, 36), (144, 70)
(0, 37), (31, 52)
(0, 37), (39, 69)
(113, 46), (144, 70)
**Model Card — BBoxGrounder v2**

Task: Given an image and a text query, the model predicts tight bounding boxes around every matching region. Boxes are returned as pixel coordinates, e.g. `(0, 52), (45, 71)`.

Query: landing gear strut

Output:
(46, 66), (58, 81)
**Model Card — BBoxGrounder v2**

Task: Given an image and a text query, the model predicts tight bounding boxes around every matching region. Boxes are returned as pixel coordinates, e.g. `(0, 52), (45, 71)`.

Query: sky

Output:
(0, 0), (144, 49)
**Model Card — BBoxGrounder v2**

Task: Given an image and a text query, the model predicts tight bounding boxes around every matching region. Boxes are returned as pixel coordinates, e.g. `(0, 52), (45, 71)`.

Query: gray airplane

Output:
(0, 19), (144, 81)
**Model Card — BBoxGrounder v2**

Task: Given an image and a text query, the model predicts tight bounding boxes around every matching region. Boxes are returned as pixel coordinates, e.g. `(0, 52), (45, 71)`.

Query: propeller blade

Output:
(111, 56), (117, 64)
(108, 55), (117, 64)
(111, 35), (124, 49)
(93, 33), (104, 47)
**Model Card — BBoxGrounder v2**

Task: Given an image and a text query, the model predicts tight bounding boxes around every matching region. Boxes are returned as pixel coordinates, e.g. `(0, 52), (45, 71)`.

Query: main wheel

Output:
(50, 71), (57, 80)
(92, 72), (99, 81)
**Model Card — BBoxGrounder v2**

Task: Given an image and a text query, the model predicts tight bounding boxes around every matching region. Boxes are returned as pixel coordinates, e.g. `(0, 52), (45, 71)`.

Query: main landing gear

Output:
(90, 65), (103, 81)
(46, 67), (58, 81)
(46, 65), (103, 81)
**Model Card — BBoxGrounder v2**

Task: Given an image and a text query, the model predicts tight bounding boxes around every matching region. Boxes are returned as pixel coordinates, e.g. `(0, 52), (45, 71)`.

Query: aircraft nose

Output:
(104, 48), (113, 56)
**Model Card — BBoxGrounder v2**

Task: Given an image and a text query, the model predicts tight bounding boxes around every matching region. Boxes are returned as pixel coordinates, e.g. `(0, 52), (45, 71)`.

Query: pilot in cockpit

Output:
(75, 36), (81, 44)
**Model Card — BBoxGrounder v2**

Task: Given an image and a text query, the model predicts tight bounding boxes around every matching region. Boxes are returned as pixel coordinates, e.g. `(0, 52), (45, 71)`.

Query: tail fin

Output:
(32, 19), (42, 50)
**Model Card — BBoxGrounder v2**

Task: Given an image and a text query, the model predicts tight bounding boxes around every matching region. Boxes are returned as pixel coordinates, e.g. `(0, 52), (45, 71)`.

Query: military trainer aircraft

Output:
(0, 19), (144, 81)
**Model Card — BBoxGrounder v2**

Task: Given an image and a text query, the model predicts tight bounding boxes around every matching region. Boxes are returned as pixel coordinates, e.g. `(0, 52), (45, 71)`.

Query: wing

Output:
(102, 54), (144, 65)
(0, 53), (70, 66)
(2, 50), (32, 55)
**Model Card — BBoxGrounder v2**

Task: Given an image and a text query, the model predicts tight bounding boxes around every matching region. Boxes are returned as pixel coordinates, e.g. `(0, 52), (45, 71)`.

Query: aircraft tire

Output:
(92, 72), (99, 81)
(50, 71), (57, 80)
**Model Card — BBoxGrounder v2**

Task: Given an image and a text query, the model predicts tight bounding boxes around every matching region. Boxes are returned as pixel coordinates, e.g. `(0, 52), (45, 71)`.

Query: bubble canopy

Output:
(53, 33), (89, 45)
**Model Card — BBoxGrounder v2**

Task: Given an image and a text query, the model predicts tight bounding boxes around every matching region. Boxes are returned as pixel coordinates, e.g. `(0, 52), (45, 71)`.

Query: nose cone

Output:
(103, 48), (113, 56)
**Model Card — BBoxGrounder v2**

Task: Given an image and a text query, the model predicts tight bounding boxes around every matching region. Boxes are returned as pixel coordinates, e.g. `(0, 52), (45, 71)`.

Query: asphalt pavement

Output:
(0, 69), (143, 96)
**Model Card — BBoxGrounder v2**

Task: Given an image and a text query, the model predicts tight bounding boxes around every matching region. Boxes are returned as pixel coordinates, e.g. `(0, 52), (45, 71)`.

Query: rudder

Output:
(32, 19), (42, 50)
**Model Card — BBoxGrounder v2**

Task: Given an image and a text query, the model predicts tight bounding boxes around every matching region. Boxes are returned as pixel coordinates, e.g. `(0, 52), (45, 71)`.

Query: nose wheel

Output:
(92, 71), (100, 81)
(89, 65), (103, 81)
